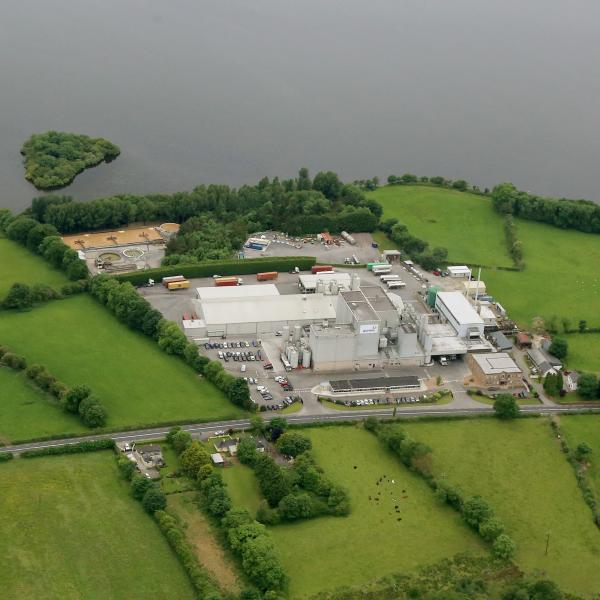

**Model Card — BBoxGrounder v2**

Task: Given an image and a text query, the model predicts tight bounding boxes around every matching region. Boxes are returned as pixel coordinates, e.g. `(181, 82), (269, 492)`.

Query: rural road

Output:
(4, 403), (600, 455)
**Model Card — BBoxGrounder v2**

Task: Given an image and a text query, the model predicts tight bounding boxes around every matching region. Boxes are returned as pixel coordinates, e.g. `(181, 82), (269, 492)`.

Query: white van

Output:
(241, 364), (247, 372)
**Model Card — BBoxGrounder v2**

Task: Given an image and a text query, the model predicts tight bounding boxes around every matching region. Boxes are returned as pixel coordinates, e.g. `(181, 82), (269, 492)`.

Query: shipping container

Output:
(372, 265), (392, 275)
(247, 242), (266, 250)
(162, 275), (185, 287)
(215, 277), (241, 287)
(256, 271), (278, 281)
(367, 262), (389, 271)
(380, 274), (400, 282)
(167, 279), (190, 290)
(386, 280), (406, 289)
(341, 231), (356, 245)
(311, 265), (333, 274)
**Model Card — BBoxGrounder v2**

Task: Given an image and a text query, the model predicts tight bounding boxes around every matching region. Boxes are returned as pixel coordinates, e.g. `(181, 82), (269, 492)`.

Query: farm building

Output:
(489, 330), (513, 351)
(527, 348), (562, 377)
(467, 353), (522, 387)
(463, 280), (486, 297)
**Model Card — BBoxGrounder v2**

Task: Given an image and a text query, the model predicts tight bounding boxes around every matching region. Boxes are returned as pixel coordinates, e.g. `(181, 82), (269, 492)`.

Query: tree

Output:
(478, 517), (505, 541)
(63, 384), (91, 413)
(78, 395), (107, 427)
(548, 338), (568, 360)
(462, 496), (493, 529)
(237, 437), (258, 466)
(493, 394), (520, 420)
(157, 320), (188, 355)
(229, 378), (253, 410)
(276, 432), (312, 457)
(171, 430), (192, 454)
(240, 535), (286, 591)
(180, 441), (211, 478)
(142, 486), (167, 513)
(253, 455), (291, 507)
(2, 283), (33, 310)
(543, 373), (562, 397)
(267, 417), (288, 442)
(577, 373), (599, 400)
(116, 455), (137, 480)
(312, 171), (342, 199)
(250, 415), (266, 436)
(493, 533), (516, 559)
(131, 474), (153, 499)
(575, 441), (592, 461)
(452, 179), (468, 191)
(278, 492), (313, 521)
(579, 319), (588, 333)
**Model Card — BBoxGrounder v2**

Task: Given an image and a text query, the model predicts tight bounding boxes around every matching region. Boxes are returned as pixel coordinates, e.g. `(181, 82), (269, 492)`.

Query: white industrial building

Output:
(435, 292), (484, 339)
(196, 284), (279, 301)
(298, 272), (353, 294)
(447, 265), (472, 278)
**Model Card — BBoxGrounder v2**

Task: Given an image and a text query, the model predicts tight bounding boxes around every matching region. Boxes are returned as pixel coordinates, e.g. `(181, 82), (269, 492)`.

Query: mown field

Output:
(368, 185), (600, 331)
(0, 295), (241, 438)
(563, 333), (600, 374)
(0, 367), (85, 443)
(228, 426), (485, 598)
(222, 460), (263, 517)
(401, 417), (600, 597)
(369, 185), (511, 267)
(0, 452), (194, 600)
(0, 237), (68, 297)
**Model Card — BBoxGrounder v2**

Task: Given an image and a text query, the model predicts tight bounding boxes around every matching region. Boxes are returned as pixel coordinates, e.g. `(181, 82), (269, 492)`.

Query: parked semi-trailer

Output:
(167, 279), (190, 290)
(372, 265), (392, 275)
(311, 265), (333, 274)
(162, 275), (185, 287)
(367, 262), (389, 271)
(215, 277), (243, 286)
(256, 271), (278, 281)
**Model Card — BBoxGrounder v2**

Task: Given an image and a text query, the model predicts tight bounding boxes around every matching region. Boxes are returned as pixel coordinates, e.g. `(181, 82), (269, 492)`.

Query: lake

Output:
(1, 0), (600, 213)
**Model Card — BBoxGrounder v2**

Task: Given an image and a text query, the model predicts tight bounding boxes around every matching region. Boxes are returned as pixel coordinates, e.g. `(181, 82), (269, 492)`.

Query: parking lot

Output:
(200, 336), (305, 412)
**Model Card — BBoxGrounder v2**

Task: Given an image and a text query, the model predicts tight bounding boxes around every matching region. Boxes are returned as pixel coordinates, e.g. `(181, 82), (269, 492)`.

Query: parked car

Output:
(241, 364), (247, 372)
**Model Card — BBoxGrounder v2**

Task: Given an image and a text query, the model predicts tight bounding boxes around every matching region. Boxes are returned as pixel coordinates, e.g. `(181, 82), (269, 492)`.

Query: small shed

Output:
(516, 332), (532, 348)
(211, 453), (225, 466)
(447, 265), (472, 278)
(383, 249), (401, 262)
(564, 371), (580, 392)
(489, 330), (513, 351)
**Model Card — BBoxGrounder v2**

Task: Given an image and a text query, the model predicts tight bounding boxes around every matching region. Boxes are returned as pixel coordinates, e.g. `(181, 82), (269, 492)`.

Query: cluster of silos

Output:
(282, 324), (313, 369)
(286, 346), (299, 368)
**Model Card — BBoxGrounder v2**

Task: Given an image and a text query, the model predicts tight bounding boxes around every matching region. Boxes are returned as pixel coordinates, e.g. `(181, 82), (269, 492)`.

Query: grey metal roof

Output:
(330, 376), (420, 392)
(490, 330), (513, 350)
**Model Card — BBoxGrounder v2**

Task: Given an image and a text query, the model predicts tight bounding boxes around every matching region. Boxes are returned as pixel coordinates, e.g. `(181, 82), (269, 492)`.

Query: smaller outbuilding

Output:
(211, 453), (225, 466)
(516, 332), (532, 349)
(214, 438), (238, 456)
(463, 280), (486, 297)
(564, 371), (580, 392)
(134, 444), (164, 468)
(447, 265), (472, 278)
(489, 330), (513, 351)
(527, 348), (561, 377)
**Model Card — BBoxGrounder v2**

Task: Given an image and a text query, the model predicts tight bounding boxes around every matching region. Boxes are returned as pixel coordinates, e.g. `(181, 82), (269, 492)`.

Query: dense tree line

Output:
(379, 218), (448, 270)
(492, 182), (600, 234)
(366, 418), (515, 559)
(386, 173), (488, 195)
(237, 425), (349, 524)
(0, 345), (107, 427)
(21, 131), (120, 190)
(26, 169), (380, 243)
(20, 439), (114, 458)
(503, 215), (524, 269)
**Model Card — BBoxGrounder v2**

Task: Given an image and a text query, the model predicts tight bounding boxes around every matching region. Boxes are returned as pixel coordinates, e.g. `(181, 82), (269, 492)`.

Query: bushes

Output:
(154, 511), (224, 600)
(0, 452), (14, 462)
(202, 359), (254, 411)
(1, 352), (27, 370)
(199, 472), (232, 518)
(114, 256), (317, 286)
(220, 508), (287, 592)
(276, 431), (312, 457)
(179, 441), (211, 479)
(20, 438), (114, 458)
(493, 394), (520, 419)
(503, 215), (524, 269)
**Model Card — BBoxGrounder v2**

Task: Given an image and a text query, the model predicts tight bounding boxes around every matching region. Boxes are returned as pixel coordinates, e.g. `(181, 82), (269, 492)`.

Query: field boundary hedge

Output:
(20, 438), (114, 458)
(0, 452), (14, 462)
(114, 256), (317, 286)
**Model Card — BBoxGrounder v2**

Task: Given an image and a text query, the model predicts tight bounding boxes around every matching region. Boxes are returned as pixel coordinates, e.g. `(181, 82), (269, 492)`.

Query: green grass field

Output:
(369, 185), (511, 267)
(563, 334), (600, 374)
(222, 460), (263, 518)
(245, 426), (485, 598)
(0, 367), (85, 443)
(0, 452), (194, 600)
(0, 237), (68, 297)
(560, 415), (600, 496)
(401, 418), (600, 597)
(368, 184), (600, 333)
(0, 295), (241, 438)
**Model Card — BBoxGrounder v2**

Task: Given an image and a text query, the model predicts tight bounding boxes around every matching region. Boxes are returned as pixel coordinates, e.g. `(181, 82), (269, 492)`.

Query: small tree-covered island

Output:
(21, 131), (120, 190)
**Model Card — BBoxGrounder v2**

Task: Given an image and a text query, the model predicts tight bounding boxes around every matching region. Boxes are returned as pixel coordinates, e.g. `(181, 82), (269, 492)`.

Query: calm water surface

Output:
(1, 0), (600, 212)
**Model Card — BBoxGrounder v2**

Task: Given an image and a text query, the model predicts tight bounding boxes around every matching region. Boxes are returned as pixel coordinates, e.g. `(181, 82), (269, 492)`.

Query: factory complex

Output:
(182, 267), (503, 373)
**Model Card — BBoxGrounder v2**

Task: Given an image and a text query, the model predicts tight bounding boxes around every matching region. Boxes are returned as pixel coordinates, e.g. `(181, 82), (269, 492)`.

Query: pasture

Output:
(563, 333), (600, 374)
(369, 185), (510, 267)
(0, 295), (241, 437)
(229, 426), (485, 598)
(0, 452), (194, 600)
(0, 237), (68, 297)
(401, 417), (600, 597)
(0, 367), (85, 443)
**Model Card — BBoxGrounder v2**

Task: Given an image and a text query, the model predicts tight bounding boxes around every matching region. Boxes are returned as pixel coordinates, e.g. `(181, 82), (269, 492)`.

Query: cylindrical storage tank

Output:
(286, 345), (293, 361)
(427, 286), (440, 308)
(289, 347), (299, 368)
(379, 337), (388, 349)
(351, 274), (360, 290)
(302, 349), (311, 368)
(330, 281), (338, 295)
(316, 280), (324, 294)
(293, 325), (301, 342)
(282, 325), (290, 340)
